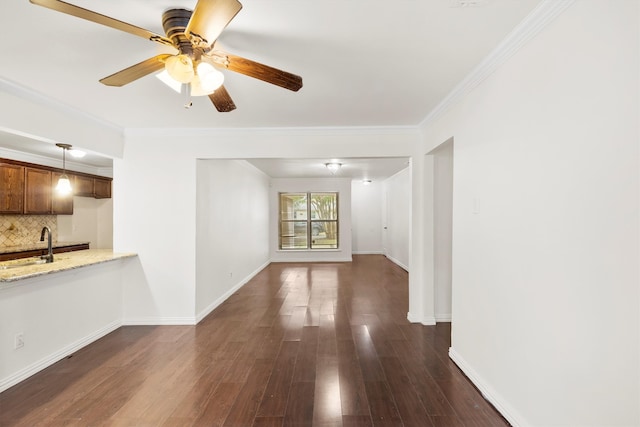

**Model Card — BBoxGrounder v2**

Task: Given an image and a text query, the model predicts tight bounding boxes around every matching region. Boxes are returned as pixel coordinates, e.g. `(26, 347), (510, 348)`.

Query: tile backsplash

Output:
(0, 215), (58, 248)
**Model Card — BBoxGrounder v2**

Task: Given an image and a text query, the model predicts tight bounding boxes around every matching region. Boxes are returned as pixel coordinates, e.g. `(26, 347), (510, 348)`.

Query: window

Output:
(279, 192), (338, 250)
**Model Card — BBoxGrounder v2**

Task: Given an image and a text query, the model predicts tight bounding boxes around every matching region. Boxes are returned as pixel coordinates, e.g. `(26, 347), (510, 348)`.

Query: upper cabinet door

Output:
(74, 175), (95, 197)
(0, 163), (25, 213)
(94, 178), (112, 199)
(24, 167), (52, 214)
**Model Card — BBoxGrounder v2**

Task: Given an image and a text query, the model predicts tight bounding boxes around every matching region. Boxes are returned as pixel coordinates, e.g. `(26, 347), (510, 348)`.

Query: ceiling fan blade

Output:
(29, 0), (173, 47)
(208, 86), (236, 112)
(224, 54), (303, 92)
(99, 54), (172, 87)
(185, 0), (242, 48)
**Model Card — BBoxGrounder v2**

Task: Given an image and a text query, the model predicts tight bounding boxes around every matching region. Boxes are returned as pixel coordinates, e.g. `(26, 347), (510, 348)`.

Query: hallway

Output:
(0, 255), (507, 426)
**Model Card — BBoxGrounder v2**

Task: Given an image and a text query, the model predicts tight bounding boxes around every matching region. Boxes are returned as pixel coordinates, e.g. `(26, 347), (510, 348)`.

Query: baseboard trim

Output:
(352, 251), (384, 255)
(407, 312), (436, 326)
(435, 313), (452, 322)
(449, 347), (525, 426)
(123, 317), (197, 326)
(0, 320), (122, 393)
(385, 255), (408, 271)
(196, 260), (271, 324)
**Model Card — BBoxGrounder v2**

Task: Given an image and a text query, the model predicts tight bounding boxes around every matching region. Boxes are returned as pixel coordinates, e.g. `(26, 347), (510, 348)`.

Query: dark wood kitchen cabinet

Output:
(94, 178), (111, 199)
(73, 175), (112, 199)
(73, 175), (94, 197)
(0, 158), (111, 215)
(0, 163), (24, 213)
(24, 167), (52, 214)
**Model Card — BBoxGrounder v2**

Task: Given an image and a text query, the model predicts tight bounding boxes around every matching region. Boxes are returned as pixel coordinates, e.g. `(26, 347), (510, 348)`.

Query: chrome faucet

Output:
(40, 226), (54, 263)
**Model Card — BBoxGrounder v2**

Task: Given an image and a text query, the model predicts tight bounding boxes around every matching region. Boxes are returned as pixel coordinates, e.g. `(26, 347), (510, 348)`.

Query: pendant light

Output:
(55, 143), (73, 195)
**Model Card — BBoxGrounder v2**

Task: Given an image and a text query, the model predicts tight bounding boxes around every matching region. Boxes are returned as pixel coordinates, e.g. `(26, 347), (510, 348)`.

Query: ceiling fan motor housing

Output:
(162, 8), (194, 56)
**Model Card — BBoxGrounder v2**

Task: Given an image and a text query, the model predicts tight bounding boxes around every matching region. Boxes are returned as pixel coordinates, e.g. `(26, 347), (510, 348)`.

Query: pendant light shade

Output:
(56, 175), (72, 194)
(164, 54), (194, 84)
(56, 143), (73, 195)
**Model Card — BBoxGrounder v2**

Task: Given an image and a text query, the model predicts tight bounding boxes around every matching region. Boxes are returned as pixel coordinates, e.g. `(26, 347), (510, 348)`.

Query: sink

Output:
(0, 257), (49, 270)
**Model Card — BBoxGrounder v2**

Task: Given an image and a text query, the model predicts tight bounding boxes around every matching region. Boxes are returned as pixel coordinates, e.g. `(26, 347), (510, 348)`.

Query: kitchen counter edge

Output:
(0, 249), (137, 284)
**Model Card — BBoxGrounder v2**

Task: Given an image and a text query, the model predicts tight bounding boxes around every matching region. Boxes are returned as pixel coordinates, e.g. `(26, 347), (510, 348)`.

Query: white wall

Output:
(196, 160), (270, 321)
(419, 1), (639, 425)
(383, 167), (411, 270)
(115, 128), (417, 324)
(270, 177), (352, 262)
(351, 180), (383, 254)
(58, 197), (113, 249)
(0, 261), (126, 392)
(432, 140), (453, 322)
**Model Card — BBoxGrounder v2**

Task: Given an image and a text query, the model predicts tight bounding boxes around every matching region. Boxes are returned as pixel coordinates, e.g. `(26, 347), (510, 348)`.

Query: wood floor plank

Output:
(192, 382), (243, 427)
(378, 357), (433, 427)
(222, 359), (275, 427)
(253, 416), (285, 427)
(313, 356), (342, 426)
(291, 326), (319, 383)
(257, 341), (300, 417)
(342, 415), (374, 427)
(0, 255), (506, 427)
(337, 339), (371, 416)
(363, 381), (403, 427)
(283, 381), (315, 427)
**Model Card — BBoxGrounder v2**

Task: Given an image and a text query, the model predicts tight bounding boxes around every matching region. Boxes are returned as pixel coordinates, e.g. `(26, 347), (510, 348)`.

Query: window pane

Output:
(280, 193), (307, 220)
(280, 221), (308, 249)
(311, 221), (338, 249)
(310, 193), (337, 220)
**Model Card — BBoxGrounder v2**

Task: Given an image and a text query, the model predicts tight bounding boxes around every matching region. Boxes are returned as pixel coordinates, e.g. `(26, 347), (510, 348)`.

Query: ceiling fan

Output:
(29, 0), (303, 112)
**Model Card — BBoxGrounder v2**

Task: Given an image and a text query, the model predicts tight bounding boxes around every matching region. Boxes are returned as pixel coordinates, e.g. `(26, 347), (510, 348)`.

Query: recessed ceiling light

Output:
(325, 162), (342, 174)
(449, 0), (486, 7)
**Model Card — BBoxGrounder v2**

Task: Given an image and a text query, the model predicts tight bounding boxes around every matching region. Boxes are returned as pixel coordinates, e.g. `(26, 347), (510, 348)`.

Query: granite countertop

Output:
(0, 249), (137, 283)
(0, 241), (91, 255)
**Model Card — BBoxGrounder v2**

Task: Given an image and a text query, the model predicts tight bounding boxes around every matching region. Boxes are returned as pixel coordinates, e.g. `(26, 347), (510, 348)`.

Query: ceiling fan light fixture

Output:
(156, 70), (183, 93)
(190, 75), (212, 96)
(196, 62), (224, 91)
(165, 54), (194, 84)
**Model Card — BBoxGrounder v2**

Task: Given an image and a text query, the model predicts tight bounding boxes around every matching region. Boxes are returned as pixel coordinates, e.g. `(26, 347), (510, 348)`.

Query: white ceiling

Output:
(0, 0), (542, 178)
(247, 157), (410, 181)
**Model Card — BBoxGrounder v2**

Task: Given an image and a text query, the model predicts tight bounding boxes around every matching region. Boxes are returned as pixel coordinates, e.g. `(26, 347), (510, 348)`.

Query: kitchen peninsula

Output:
(0, 248), (137, 393)
(0, 249), (136, 284)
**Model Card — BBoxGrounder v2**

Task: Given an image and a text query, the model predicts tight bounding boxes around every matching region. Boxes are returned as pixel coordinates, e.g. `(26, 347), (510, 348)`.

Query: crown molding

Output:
(0, 147), (112, 177)
(125, 125), (421, 138)
(419, 0), (575, 129)
(0, 77), (121, 132)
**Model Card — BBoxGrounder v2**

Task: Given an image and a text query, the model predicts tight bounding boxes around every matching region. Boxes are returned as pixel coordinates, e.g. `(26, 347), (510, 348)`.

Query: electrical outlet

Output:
(14, 333), (24, 350)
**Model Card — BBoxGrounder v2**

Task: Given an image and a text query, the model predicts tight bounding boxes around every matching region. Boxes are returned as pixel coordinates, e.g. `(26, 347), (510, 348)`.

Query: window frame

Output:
(279, 192), (339, 250)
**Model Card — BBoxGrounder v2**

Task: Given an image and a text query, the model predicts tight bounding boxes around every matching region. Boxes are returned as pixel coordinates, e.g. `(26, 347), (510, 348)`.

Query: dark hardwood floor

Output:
(0, 255), (508, 427)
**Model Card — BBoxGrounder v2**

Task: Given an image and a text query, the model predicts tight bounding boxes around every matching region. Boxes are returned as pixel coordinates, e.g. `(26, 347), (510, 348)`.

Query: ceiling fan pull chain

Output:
(182, 83), (193, 109)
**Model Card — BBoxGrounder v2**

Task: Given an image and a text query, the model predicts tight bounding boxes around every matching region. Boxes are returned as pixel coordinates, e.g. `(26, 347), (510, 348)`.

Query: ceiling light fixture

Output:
(158, 57), (225, 104)
(55, 143), (73, 195)
(362, 179), (372, 185)
(325, 162), (342, 175)
(68, 149), (86, 158)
